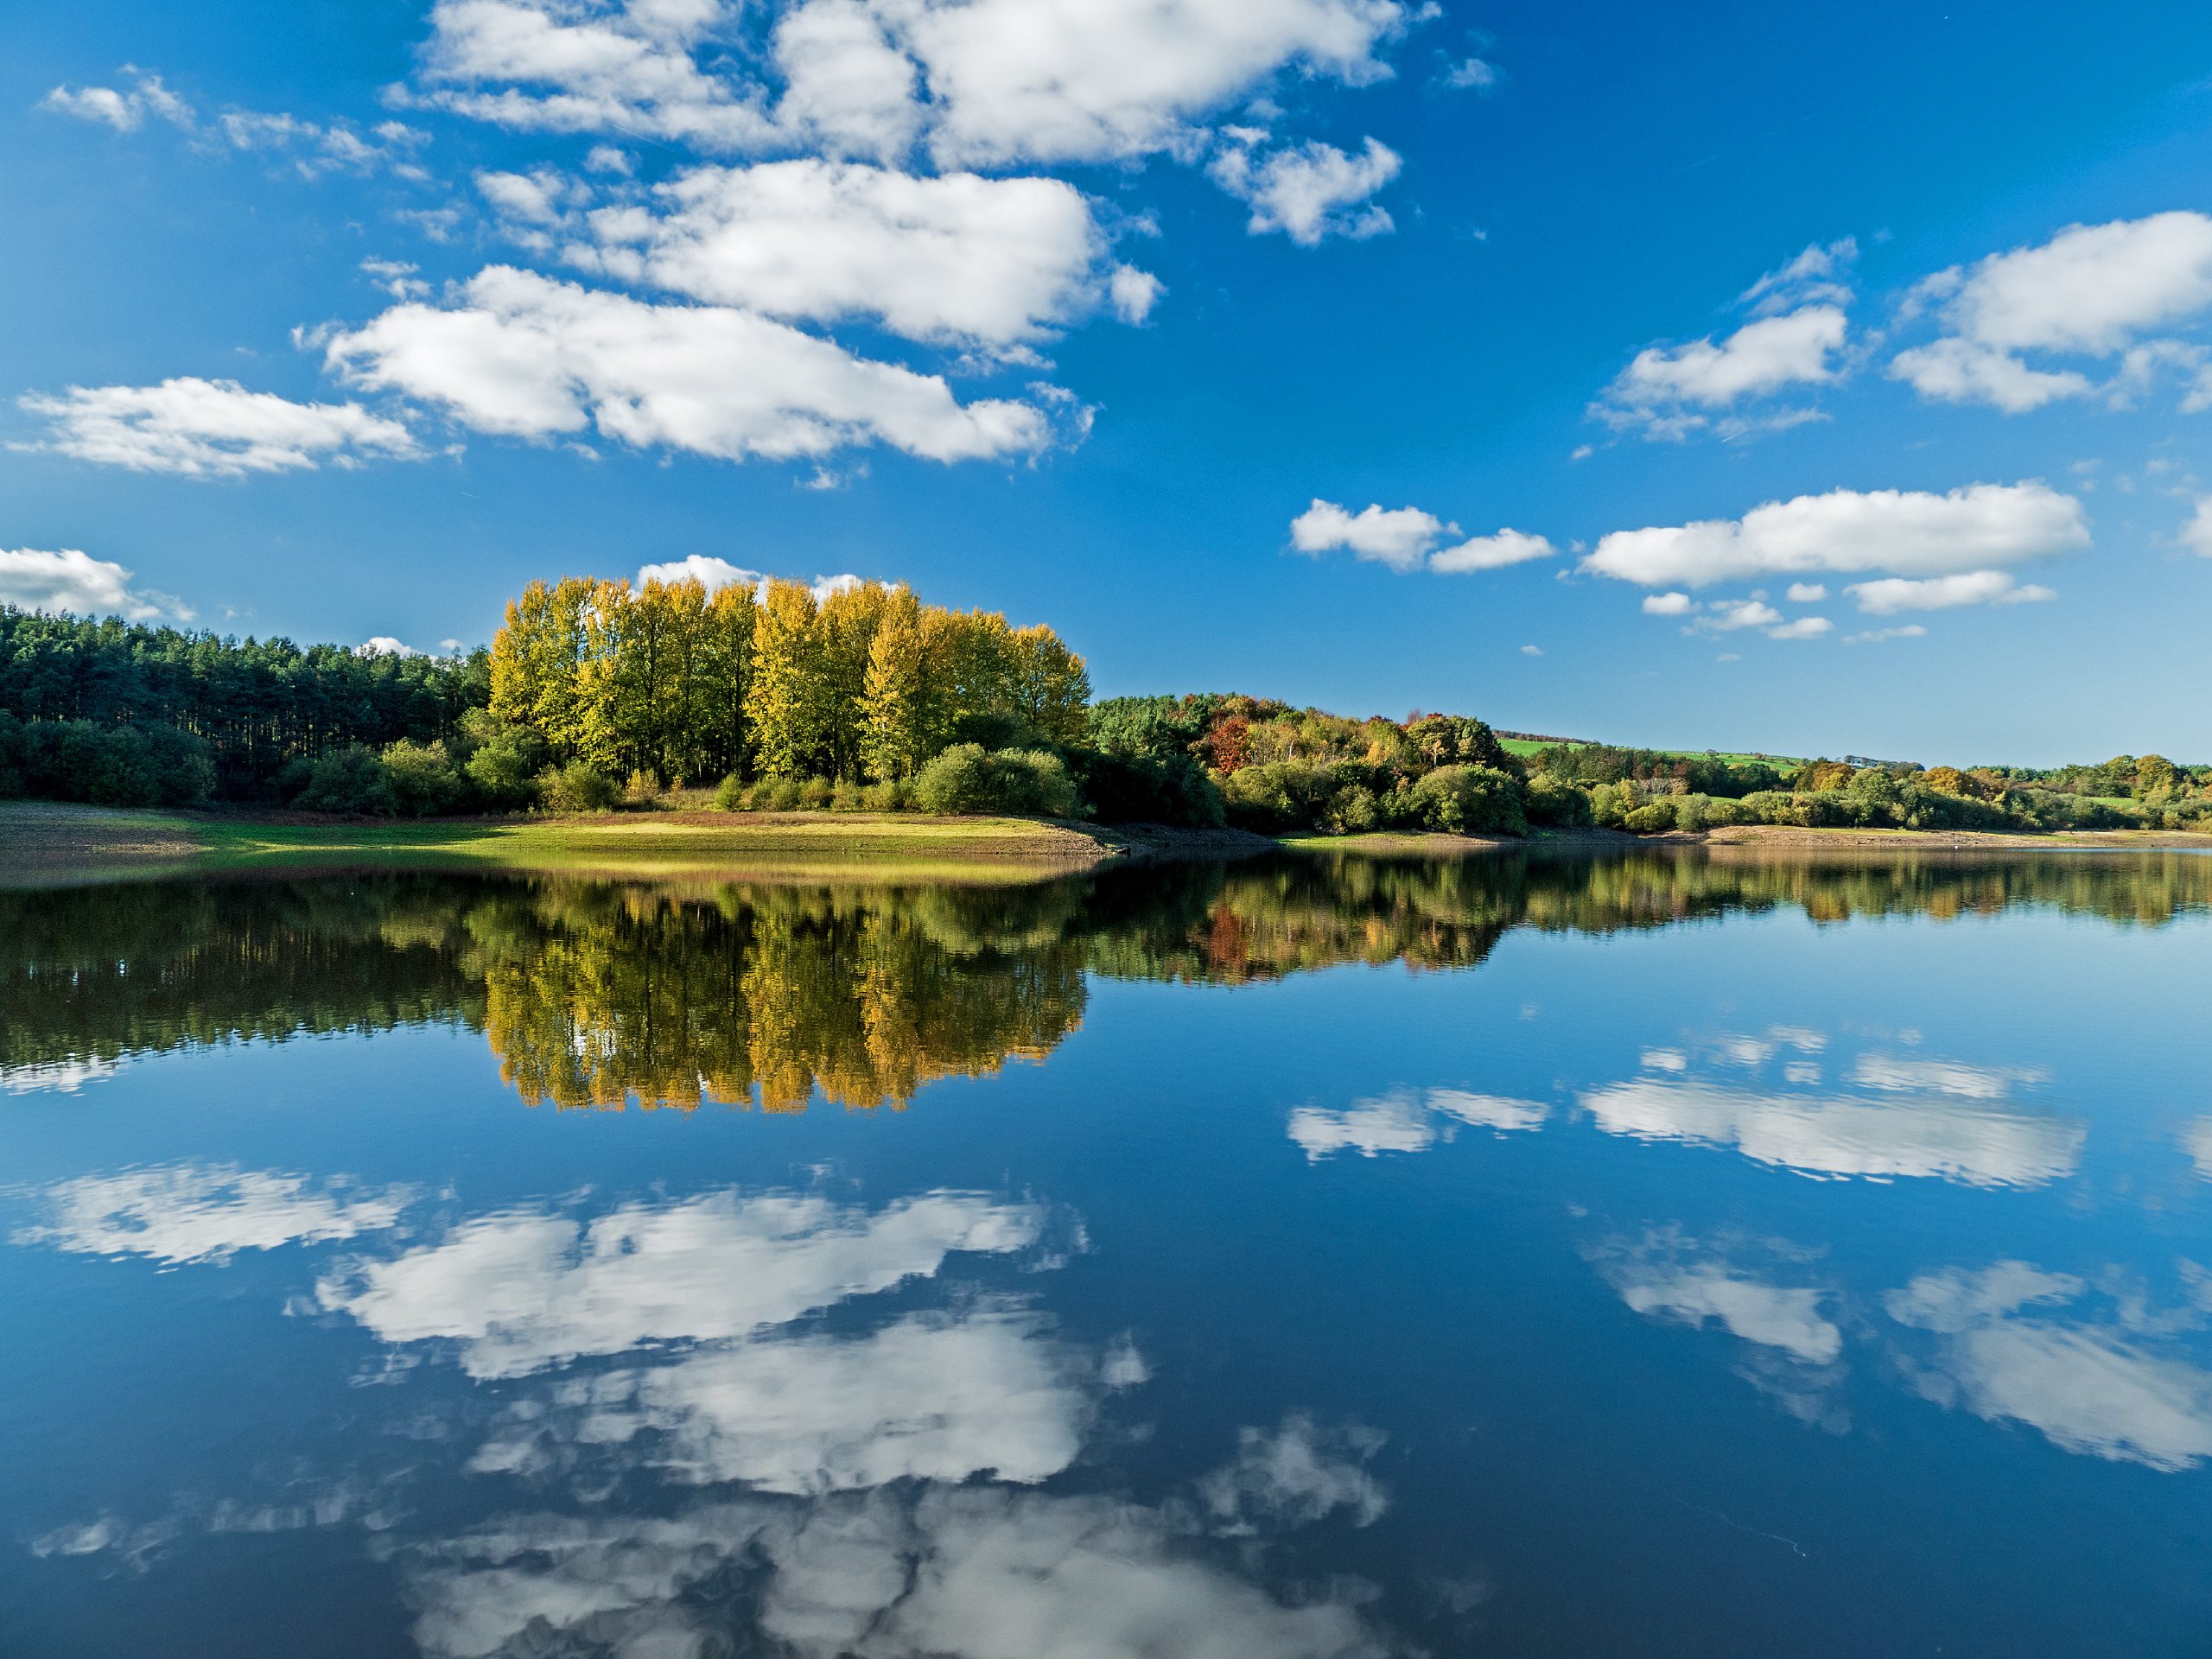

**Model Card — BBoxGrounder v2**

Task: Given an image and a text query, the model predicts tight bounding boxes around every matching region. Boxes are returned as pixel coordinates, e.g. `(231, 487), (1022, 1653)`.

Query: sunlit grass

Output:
(1, 804), (1114, 888)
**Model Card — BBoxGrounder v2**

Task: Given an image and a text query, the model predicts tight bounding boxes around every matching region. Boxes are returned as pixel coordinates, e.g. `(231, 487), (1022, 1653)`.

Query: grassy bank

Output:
(0, 802), (1160, 889)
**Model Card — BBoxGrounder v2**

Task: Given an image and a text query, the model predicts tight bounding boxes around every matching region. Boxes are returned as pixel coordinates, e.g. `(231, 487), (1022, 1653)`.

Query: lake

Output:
(3, 849), (2209, 1657)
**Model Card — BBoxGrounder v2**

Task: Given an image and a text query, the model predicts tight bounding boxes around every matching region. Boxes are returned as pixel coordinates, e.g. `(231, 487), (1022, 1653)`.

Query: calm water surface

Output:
(3, 850), (2209, 1657)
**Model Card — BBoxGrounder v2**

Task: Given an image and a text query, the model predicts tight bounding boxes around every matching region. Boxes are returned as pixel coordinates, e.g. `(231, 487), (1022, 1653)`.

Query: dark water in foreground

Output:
(3, 849), (2210, 1658)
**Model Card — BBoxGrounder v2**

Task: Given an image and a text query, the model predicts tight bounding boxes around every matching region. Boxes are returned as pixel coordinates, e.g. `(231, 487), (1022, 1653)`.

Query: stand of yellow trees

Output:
(487, 574), (1090, 786)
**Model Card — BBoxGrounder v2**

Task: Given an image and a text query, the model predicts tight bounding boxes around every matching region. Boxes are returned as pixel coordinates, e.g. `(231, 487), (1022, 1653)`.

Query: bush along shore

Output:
(2, 597), (2207, 841)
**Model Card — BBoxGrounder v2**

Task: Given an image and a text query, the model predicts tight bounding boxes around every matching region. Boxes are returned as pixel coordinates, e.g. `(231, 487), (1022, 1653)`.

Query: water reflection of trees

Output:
(4, 849), (2208, 1109)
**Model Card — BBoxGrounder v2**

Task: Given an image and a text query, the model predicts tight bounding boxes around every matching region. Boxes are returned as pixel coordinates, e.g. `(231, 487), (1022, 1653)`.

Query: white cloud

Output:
(2181, 497), (2212, 557)
(476, 164), (575, 226)
(1891, 212), (2212, 411)
(887, 0), (1408, 168)
(410, 0), (777, 149)
(1581, 1077), (2083, 1187)
(0, 549), (192, 623)
(408, 0), (1408, 170)
(218, 111), (431, 180)
(357, 637), (423, 658)
(325, 265), (1055, 464)
(0, 1058), (121, 1095)
(404, 1486), (1393, 1659)
(1444, 57), (1498, 89)
(2186, 1119), (2212, 1179)
(1598, 306), (1847, 435)
(579, 160), (1143, 346)
(1847, 1054), (2048, 1098)
(771, 0), (925, 161)
(1764, 615), (1833, 640)
(1785, 582), (1827, 601)
(1698, 599), (1783, 632)
(558, 1303), (1092, 1492)
(45, 70), (425, 179)
(361, 257), (430, 299)
(1289, 499), (1448, 571)
(1584, 481), (2089, 588)
(41, 71), (195, 132)
(1844, 624), (1927, 645)
(1887, 338), (2093, 413)
(1887, 1262), (2212, 1471)
(1290, 502), (1548, 575)
(16, 377), (422, 478)
(1641, 591), (1697, 616)
(1210, 135), (1400, 245)
(19, 1164), (407, 1267)
(1108, 264), (1165, 323)
(1612, 1256), (1841, 1365)
(1845, 570), (2057, 615)
(1288, 1085), (1544, 1160)
(1198, 1413), (1388, 1530)
(1428, 528), (1554, 574)
(316, 1187), (1041, 1377)
(1594, 239), (1856, 439)
(634, 554), (861, 601)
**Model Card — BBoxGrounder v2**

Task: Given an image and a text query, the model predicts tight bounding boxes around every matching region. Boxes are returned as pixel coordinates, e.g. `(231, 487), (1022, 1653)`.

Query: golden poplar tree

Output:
(861, 585), (932, 779)
(747, 580), (827, 777)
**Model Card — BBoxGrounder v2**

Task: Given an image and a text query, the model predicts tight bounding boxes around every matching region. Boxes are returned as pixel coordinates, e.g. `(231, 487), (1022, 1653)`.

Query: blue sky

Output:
(3, 0), (2211, 763)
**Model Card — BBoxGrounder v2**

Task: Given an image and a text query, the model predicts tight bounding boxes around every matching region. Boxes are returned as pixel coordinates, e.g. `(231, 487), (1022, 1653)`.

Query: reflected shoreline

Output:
(6, 847), (2209, 1112)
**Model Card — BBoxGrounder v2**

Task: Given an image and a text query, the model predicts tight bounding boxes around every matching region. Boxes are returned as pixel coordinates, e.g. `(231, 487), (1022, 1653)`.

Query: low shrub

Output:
(537, 761), (618, 813)
(913, 744), (1078, 817)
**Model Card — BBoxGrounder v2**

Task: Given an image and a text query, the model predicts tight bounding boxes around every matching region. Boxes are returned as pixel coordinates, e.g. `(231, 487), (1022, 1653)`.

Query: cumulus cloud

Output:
(19, 1164), (407, 1267)
(771, 0), (925, 160)
(1292, 500), (1551, 575)
(1585, 481), (2089, 588)
(577, 159), (1146, 345)
(16, 377), (422, 478)
(1582, 1076), (2083, 1187)
(1287, 1085), (1545, 1160)
(325, 266), (1056, 464)
(1887, 1262), (2212, 1471)
(1606, 1250), (1841, 1365)
(0, 549), (192, 623)
(410, 0), (777, 149)
(1210, 135), (1400, 245)
(634, 554), (861, 601)
(403, 1486), (1395, 1659)
(1642, 591), (1696, 616)
(41, 70), (195, 131)
(1427, 528), (1554, 573)
(407, 0), (1408, 169)
(1845, 624), (1928, 645)
(2181, 497), (2212, 558)
(881, 0), (1408, 168)
(1443, 57), (1498, 89)
(1764, 615), (1833, 640)
(546, 1302), (1093, 1492)
(1593, 239), (1855, 440)
(1289, 499), (1448, 571)
(1891, 212), (2212, 411)
(316, 1186), (1042, 1377)
(1198, 1413), (1389, 1530)
(1845, 571), (2056, 615)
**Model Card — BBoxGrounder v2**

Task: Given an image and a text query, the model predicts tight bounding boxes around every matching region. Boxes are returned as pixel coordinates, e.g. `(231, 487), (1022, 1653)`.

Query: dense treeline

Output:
(6, 594), (2209, 836)
(1089, 692), (2212, 838)
(10, 853), (2209, 1104)
(0, 607), (486, 805)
